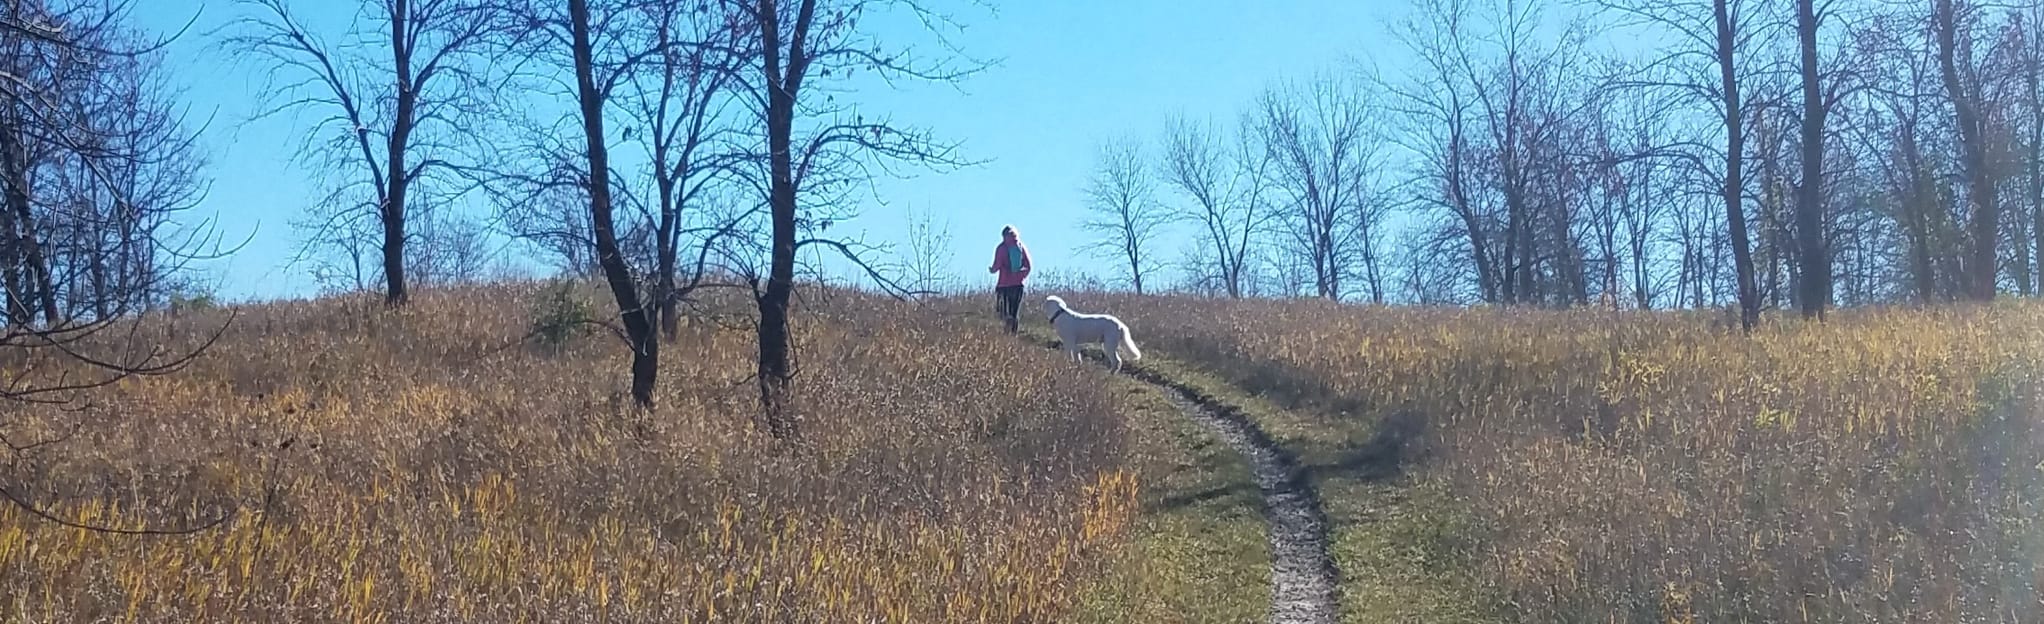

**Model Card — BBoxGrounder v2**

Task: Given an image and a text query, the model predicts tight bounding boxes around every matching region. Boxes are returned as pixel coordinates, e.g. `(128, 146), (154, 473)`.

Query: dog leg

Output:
(1106, 347), (1122, 373)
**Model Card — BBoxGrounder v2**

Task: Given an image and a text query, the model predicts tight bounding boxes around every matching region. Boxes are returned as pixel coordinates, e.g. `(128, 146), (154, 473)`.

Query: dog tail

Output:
(1117, 323), (1143, 361)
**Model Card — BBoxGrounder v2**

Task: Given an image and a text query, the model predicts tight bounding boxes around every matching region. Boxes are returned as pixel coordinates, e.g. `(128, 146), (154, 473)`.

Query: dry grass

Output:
(1070, 292), (2044, 623)
(1066, 373), (1270, 624)
(0, 282), (1144, 622)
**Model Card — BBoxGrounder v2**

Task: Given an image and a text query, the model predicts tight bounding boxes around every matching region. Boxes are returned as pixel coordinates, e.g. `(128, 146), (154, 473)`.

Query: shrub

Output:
(527, 279), (595, 353)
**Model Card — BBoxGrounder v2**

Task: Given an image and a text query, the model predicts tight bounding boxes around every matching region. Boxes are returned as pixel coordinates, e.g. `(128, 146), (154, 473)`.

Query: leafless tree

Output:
(1397, 222), (1473, 304)
(482, 0), (669, 408)
(225, 0), (497, 307)
(1853, 14), (1958, 303)
(1612, 85), (1676, 308)
(1594, 0), (1775, 330)
(725, 0), (986, 437)
(562, 0), (661, 406)
(0, 1), (234, 535)
(500, 178), (603, 277)
(1158, 114), (1269, 298)
(1390, 0), (1597, 307)
(1932, 0), (2009, 300)
(1082, 136), (1165, 294)
(1790, 0), (1860, 318)
(1387, 0), (1500, 303)
(624, 0), (751, 340)
(407, 207), (492, 286)
(899, 203), (952, 295)
(1254, 73), (1384, 301)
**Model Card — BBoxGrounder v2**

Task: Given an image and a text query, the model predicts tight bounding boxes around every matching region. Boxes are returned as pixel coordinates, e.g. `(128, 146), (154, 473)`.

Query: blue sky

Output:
(132, 1), (1428, 302)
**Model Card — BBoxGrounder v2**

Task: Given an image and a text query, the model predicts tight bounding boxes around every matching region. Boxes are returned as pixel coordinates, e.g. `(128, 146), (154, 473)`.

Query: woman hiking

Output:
(989, 225), (1033, 333)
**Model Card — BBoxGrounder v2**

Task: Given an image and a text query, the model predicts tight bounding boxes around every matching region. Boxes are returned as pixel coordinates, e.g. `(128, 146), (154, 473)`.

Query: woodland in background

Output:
(1085, 0), (2044, 333)
(5, 0), (2044, 427)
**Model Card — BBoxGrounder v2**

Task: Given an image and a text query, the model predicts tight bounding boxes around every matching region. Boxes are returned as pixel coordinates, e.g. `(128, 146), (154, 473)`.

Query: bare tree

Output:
(1595, 0), (1772, 330)
(501, 178), (602, 277)
(1932, 0), (2006, 300)
(1614, 86), (1674, 309)
(1254, 73), (1382, 300)
(624, 0), (750, 340)
(727, 0), (985, 437)
(1387, 0), (1500, 303)
(1082, 136), (1165, 294)
(1853, 14), (1959, 303)
(0, 1), (235, 534)
(1158, 114), (1268, 297)
(2020, 6), (2044, 296)
(226, 0), (496, 307)
(563, 0), (662, 406)
(1792, 0), (1846, 317)
(407, 207), (492, 286)
(493, 0), (666, 408)
(899, 204), (953, 295)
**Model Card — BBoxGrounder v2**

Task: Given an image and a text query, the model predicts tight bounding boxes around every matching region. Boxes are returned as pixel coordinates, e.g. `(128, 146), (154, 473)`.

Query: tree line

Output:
(1085, 0), (2044, 333)
(12, 0), (2044, 441)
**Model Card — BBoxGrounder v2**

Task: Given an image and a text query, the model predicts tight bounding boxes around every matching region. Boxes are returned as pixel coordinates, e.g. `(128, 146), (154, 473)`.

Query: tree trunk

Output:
(755, 0), (812, 439)
(1935, 0), (2001, 300)
(1907, 166), (1941, 303)
(654, 143), (682, 341)
(1501, 139), (1531, 305)
(2028, 16), (2044, 296)
(1794, 0), (1831, 317)
(382, 175), (409, 306)
(381, 0), (413, 308)
(0, 114), (51, 326)
(1716, 0), (1760, 331)
(1447, 126), (1500, 303)
(570, 0), (659, 409)
(1628, 159), (1654, 309)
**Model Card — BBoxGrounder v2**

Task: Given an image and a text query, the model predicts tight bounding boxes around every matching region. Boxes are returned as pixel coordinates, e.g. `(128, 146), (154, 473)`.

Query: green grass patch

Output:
(1004, 326), (1264, 623)
(1132, 357), (1501, 624)
(1070, 376), (1269, 623)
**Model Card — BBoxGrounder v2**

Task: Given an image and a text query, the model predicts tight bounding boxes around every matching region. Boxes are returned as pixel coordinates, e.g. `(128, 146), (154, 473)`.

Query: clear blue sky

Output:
(133, 1), (1432, 302)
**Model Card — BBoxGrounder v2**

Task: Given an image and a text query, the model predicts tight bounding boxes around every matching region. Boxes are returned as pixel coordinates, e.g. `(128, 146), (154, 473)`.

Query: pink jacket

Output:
(991, 237), (1032, 287)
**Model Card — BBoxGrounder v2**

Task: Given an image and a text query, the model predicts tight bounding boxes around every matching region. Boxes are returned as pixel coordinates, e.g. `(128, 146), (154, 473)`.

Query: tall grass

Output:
(1085, 293), (2044, 623)
(0, 283), (1140, 622)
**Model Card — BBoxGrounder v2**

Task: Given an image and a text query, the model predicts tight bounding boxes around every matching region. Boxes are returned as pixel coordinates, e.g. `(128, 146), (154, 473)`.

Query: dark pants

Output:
(995, 285), (1024, 333)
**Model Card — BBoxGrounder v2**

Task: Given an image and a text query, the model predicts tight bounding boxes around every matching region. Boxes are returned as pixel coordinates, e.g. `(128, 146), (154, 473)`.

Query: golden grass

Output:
(1063, 348), (1271, 624)
(0, 283), (1142, 622)
(1081, 293), (2044, 623)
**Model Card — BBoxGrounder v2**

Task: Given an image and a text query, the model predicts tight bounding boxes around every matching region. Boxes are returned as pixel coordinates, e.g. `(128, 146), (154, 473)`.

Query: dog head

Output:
(1042, 295), (1066, 319)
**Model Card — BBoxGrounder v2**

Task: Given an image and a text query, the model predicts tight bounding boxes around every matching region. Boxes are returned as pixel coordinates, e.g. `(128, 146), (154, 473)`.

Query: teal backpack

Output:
(1006, 245), (1025, 273)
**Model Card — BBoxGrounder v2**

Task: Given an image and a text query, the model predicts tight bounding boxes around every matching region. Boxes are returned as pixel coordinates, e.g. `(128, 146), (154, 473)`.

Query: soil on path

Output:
(1135, 370), (1341, 624)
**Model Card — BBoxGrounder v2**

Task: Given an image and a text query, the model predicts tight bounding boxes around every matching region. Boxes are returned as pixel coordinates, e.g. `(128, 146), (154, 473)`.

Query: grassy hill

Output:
(0, 282), (1156, 622)
(5, 282), (2043, 622)
(1076, 292), (2044, 623)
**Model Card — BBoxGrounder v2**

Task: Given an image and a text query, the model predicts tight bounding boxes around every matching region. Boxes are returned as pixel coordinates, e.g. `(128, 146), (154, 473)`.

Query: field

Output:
(0, 283), (1159, 622)
(1082, 292), (2044, 623)
(3, 282), (2043, 622)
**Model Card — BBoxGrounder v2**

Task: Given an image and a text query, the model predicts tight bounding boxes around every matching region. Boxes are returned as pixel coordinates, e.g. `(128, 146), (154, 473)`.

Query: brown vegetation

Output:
(1090, 292), (2044, 623)
(0, 283), (1140, 622)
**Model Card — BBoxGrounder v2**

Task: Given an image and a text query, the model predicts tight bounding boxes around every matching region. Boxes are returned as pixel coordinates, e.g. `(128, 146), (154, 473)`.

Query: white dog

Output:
(1043, 295), (1143, 372)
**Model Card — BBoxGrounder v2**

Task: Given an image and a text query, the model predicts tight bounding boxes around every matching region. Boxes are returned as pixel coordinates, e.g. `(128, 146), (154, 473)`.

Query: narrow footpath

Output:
(1132, 371), (1341, 624)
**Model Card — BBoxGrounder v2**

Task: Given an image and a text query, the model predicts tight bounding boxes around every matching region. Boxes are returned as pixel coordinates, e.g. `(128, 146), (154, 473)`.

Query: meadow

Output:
(1079, 292), (2044, 623)
(8, 280), (2042, 623)
(0, 282), (1150, 623)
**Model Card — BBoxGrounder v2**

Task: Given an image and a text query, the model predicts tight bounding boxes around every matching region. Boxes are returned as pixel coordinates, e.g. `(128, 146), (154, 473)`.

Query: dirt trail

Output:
(1139, 372), (1340, 624)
